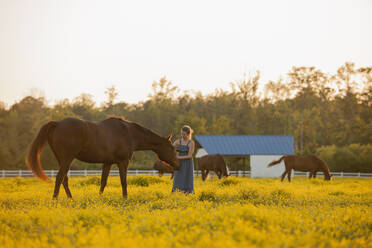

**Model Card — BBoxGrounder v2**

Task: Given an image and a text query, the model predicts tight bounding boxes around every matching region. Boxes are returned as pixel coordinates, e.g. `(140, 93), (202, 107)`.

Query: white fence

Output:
(1, 170), (372, 178)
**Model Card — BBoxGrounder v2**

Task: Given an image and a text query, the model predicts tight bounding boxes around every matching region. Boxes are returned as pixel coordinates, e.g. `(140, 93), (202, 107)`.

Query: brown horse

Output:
(267, 155), (332, 182)
(26, 117), (179, 199)
(198, 154), (230, 181)
(153, 160), (174, 179)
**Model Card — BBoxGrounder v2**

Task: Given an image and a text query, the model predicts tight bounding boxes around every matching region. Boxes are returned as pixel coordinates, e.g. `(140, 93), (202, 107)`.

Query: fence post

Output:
(2, 170), (4, 178)
(136, 169), (138, 175)
(358, 172), (361, 177)
(341, 171), (343, 177)
(84, 169), (87, 177)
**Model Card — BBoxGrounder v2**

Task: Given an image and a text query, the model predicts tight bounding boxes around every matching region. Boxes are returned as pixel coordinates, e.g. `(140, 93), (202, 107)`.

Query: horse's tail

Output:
(25, 121), (57, 182)
(267, 156), (285, 168)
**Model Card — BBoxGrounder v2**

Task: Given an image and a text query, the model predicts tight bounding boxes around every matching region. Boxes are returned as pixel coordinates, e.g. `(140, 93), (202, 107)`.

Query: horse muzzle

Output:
(172, 160), (180, 170)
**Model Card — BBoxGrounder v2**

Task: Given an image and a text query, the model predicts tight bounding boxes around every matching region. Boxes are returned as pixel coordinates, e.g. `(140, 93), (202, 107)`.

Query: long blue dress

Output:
(172, 139), (194, 193)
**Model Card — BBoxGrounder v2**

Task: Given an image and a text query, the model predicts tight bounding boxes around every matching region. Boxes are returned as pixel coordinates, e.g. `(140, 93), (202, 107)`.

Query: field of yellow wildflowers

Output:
(0, 175), (371, 248)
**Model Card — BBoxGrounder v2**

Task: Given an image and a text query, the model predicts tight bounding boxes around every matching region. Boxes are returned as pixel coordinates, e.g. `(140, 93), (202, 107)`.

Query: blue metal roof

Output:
(194, 135), (294, 155)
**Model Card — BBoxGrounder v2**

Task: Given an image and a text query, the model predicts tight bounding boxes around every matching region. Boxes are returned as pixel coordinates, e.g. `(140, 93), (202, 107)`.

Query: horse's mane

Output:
(107, 116), (126, 121)
(319, 158), (330, 171)
(107, 116), (163, 140)
(314, 156), (331, 175)
(131, 122), (163, 139)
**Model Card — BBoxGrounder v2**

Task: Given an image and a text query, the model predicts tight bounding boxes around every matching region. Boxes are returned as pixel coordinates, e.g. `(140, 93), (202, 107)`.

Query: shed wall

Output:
(250, 155), (285, 178)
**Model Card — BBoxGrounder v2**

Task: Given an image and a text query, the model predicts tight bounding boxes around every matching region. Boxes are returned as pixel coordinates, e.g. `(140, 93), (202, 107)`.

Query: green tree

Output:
(71, 93), (96, 120)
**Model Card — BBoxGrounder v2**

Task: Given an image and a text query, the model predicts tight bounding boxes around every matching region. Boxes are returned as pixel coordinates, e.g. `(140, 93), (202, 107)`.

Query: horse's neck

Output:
(131, 124), (162, 151)
(320, 163), (330, 175)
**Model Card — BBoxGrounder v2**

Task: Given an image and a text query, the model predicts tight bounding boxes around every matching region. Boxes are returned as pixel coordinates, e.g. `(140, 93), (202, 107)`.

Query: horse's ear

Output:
(166, 133), (173, 141)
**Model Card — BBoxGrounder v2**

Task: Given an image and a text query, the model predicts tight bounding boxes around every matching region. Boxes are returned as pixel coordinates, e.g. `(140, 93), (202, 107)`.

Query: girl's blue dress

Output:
(172, 139), (194, 193)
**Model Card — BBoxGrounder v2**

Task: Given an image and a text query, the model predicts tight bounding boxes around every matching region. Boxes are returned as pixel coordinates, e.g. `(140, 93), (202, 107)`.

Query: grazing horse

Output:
(198, 154), (230, 181)
(26, 117), (179, 199)
(153, 160), (174, 179)
(267, 155), (332, 182)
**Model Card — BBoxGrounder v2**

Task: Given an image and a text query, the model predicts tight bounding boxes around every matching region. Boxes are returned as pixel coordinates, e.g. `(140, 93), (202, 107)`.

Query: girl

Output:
(172, 125), (195, 193)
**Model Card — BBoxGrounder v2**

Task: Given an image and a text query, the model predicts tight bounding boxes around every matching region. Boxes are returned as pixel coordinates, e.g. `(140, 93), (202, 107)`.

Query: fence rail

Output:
(1, 170), (372, 178)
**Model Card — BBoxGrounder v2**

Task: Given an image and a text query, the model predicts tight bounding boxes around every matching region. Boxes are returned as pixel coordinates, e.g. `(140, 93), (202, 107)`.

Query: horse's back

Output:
(54, 117), (131, 144)
(199, 154), (225, 170)
(53, 118), (105, 141)
(287, 155), (324, 171)
(83, 118), (133, 161)
(50, 118), (87, 146)
(198, 154), (214, 169)
(50, 117), (132, 163)
(56, 117), (86, 129)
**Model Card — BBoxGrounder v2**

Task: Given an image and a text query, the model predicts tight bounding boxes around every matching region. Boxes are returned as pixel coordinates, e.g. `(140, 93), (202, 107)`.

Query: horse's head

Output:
(156, 134), (180, 170)
(324, 173), (333, 181)
(223, 164), (230, 177)
(153, 160), (174, 173)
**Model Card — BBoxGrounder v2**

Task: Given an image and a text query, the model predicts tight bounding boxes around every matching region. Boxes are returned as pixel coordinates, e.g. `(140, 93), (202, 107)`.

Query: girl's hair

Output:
(181, 125), (193, 135)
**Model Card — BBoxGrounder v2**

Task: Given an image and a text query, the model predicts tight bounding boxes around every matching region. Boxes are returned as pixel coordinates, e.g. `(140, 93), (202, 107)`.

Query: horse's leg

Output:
(205, 170), (210, 180)
(170, 172), (174, 179)
(62, 175), (72, 198)
(117, 160), (130, 199)
(313, 171), (317, 178)
(50, 147), (72, 199)
(100, 163), (112, 194)
(308, 171), (313, 179)
(287, 169), (292, 182)
(280, 171), (287, 182)
(216, 170), (222, 179)
(201, 170), (206, 181)
(53, 157), (73, 199)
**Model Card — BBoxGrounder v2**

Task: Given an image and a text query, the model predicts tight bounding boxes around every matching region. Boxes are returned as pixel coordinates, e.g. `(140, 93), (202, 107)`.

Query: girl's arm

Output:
(177, 140), (195, 159)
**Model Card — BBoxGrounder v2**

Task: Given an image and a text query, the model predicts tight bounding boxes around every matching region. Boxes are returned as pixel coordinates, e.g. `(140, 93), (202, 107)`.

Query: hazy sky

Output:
(0, 0), (371, 106)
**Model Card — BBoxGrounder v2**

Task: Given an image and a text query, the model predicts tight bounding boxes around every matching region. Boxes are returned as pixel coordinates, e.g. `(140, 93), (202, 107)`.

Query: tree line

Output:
(0, 62), (371, 172)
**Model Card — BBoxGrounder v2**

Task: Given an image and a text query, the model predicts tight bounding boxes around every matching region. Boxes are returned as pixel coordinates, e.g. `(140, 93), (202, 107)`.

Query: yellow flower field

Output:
(0, 176), (371, 248)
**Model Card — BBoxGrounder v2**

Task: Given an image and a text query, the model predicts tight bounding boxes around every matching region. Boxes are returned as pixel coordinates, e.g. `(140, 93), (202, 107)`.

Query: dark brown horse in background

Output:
(26, 117), (179, 199)
(153, 160), (174, 179)
(267, 155), (332, 182)
(198, 154), (230, 181)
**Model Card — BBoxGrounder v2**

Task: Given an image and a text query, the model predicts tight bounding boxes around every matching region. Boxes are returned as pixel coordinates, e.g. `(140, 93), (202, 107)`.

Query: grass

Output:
(0, 176), (371, 248)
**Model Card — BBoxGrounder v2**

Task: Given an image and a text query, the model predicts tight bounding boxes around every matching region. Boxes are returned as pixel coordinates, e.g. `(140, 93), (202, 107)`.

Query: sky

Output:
(0, 0), (371, 107)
